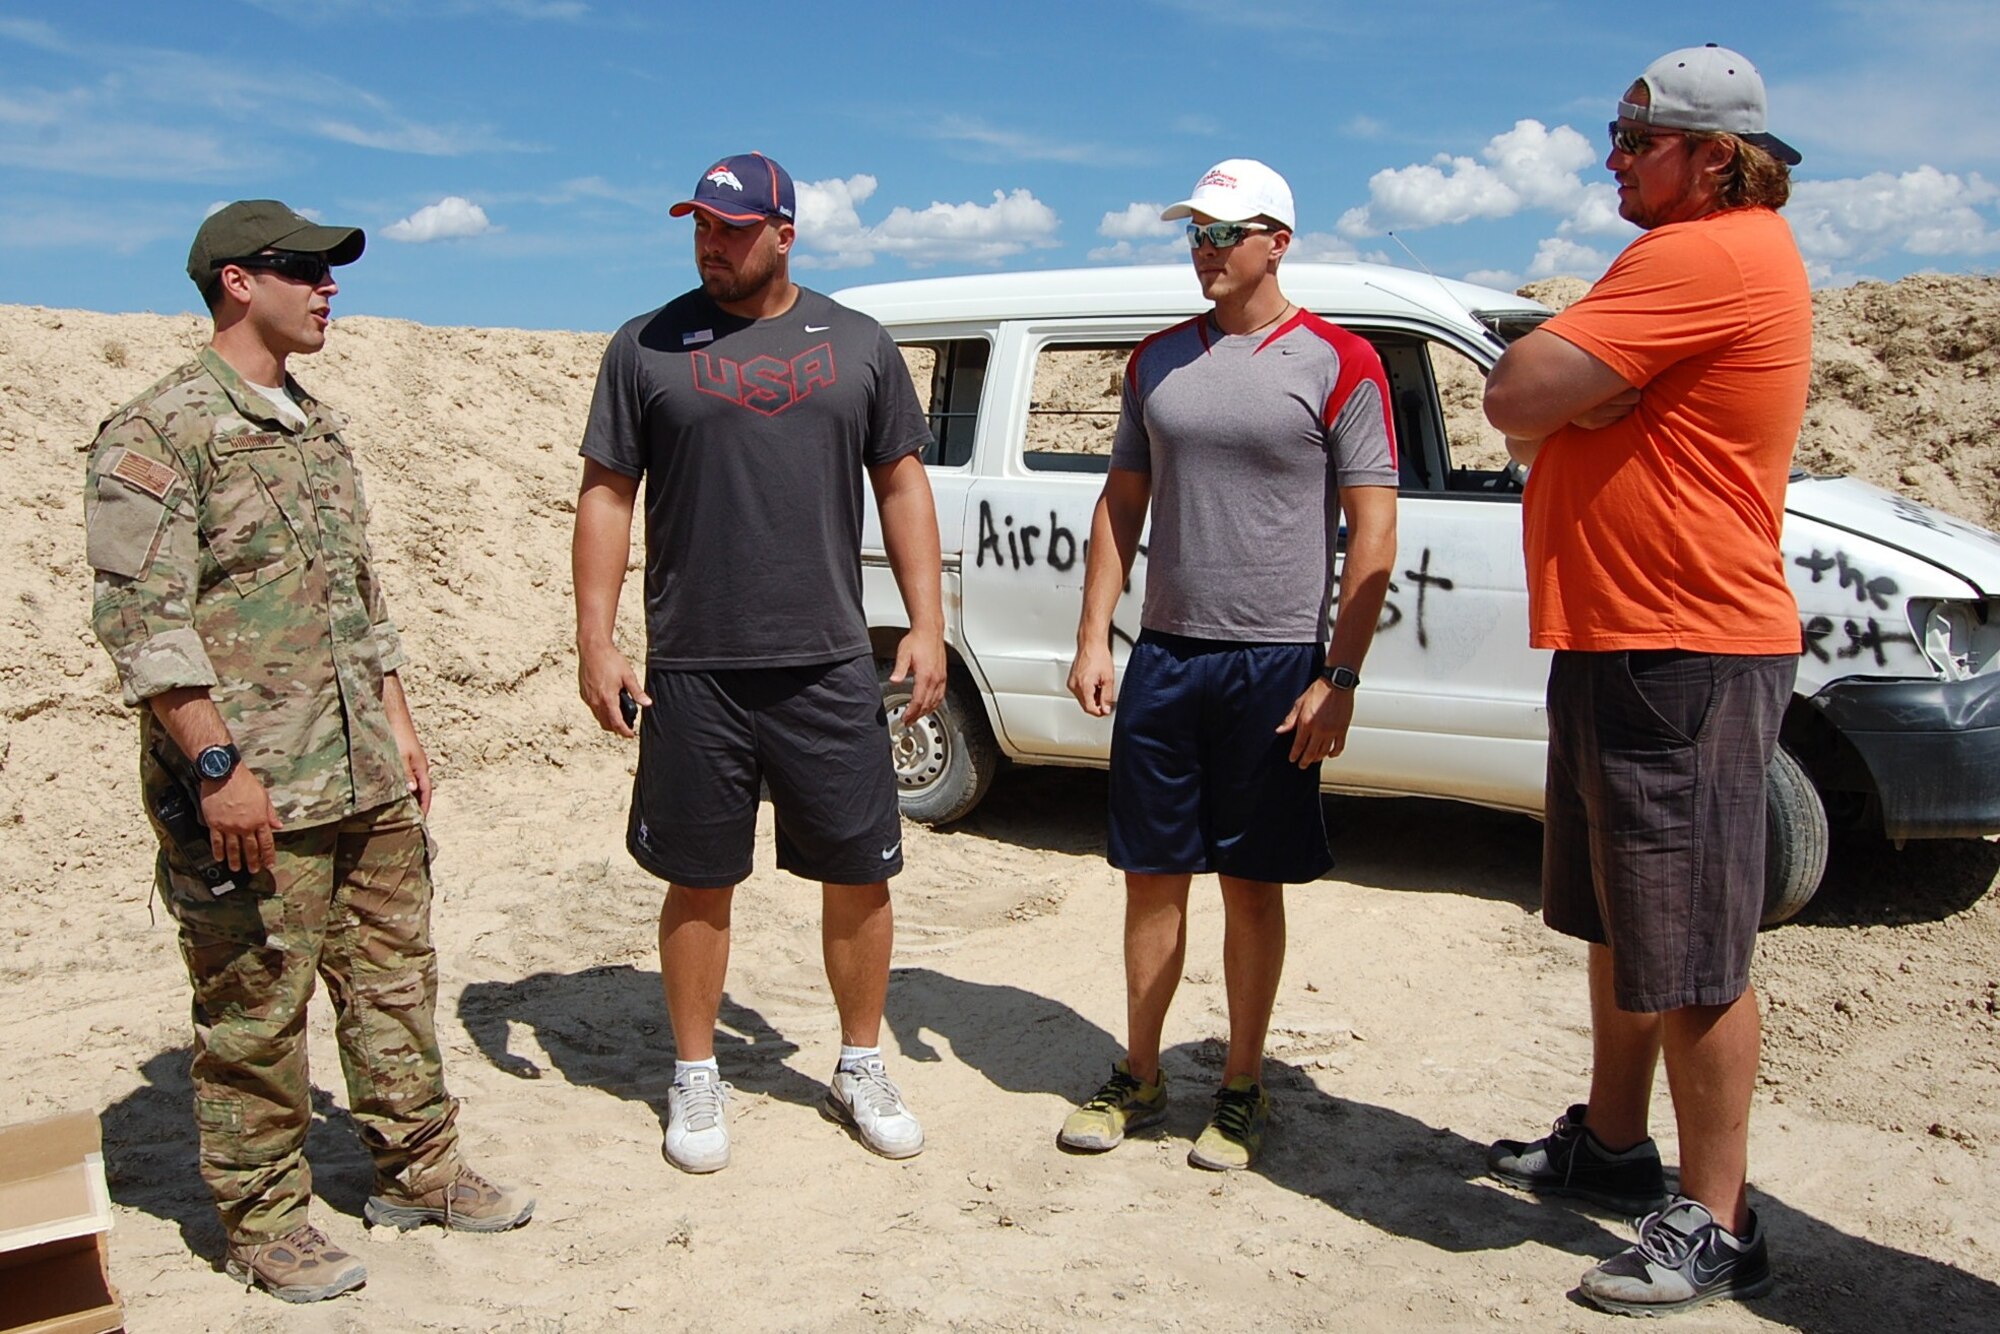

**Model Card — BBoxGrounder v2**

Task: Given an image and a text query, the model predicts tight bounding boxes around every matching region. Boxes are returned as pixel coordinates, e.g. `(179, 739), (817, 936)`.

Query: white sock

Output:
(675, 1057), (720, 1084)
(838, 1044), (880, 1071)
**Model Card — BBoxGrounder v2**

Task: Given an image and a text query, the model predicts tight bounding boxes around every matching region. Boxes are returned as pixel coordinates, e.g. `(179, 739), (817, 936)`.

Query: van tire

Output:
(878, 661), (1000, 826)
(1762, 745), (1828, 927)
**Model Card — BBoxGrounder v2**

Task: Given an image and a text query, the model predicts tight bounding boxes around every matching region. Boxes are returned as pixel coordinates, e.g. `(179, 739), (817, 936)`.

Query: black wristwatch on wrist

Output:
(1320, 665), (1360, 691)
(195, 743), (241, 783)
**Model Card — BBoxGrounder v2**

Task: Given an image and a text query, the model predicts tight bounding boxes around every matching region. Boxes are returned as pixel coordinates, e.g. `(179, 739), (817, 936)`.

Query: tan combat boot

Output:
(363, 1165), (535, 1233)
(224, 1223), (367, 1303)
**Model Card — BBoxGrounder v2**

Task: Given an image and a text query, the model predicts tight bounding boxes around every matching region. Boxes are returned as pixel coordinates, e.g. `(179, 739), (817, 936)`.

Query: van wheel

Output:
(1762, 745), (1829, 926)
(878, 661), (1000, 825)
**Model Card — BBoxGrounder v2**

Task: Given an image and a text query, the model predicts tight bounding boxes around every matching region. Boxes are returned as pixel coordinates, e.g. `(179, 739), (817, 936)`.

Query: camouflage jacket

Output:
(87, 347), (410, 829)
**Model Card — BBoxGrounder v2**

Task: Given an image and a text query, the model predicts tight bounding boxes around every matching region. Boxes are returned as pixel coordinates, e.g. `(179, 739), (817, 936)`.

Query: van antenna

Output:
(1386, 229), (1504, 351)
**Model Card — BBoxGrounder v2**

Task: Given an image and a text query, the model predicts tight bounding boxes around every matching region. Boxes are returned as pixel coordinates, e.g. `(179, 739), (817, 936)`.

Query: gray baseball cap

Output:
(186, 200), (365, 288)
(1620, 44), (1801, 166)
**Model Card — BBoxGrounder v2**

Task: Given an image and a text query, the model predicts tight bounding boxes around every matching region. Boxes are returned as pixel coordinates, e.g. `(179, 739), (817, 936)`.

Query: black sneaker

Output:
(1487, 1104), (1671, 1215)
(1580, 1196), (1774, 1315)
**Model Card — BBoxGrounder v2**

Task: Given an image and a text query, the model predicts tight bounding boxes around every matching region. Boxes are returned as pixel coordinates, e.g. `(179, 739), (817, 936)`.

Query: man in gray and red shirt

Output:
(1063, 159), (1399, 1171)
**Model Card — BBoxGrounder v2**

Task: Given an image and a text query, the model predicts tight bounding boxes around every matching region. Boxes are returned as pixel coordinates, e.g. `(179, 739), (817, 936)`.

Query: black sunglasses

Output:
(1607, 122), (1688, 157)
(212, 250), (333, 286)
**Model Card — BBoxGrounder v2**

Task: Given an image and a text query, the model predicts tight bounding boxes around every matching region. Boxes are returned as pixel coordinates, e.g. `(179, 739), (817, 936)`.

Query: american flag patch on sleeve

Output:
(108, 448), (181, 500)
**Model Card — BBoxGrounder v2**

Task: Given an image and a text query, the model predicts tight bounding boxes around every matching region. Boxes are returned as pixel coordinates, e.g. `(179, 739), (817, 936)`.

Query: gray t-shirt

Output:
(1109, 309), (1399, 642)
(581, 287), (931, 669)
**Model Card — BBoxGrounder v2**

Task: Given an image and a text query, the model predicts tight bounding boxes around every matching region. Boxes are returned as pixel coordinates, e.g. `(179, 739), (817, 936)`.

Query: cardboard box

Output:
(0, 1110), (121, 1334)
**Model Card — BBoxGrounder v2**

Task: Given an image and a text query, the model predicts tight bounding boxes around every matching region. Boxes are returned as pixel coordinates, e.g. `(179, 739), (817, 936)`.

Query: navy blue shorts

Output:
(626, 656), (904, 889)
(1107, 631), (1333, 885)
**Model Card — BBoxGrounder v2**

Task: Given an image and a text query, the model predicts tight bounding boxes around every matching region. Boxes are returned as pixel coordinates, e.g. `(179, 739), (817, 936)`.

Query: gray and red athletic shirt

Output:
(581, 287), (931, 670)
(1108, 309), (1398, 643)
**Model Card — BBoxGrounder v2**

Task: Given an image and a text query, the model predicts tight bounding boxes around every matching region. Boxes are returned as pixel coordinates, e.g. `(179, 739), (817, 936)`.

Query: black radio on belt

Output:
(151, 784), (238, 895)
(147, 739), (239, 895)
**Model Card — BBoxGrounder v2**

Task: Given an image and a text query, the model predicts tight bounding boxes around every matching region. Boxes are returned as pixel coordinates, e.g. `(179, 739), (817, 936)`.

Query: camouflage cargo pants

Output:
(156, 796), (462, 1244)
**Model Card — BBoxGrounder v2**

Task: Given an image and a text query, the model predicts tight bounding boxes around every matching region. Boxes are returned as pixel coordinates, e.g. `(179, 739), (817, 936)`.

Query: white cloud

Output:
(383, 196), (494, 242)
(1337, 160), (1513, 237)
(1463, 268), (1523, 292)
(1787, 167), (1999, 263)
(1556, 182), (1630, 239)
(1802, 259), (1872, 288)
(794, 174), (880, 269)
(1088, 239), (1185, 264)
(872, 189), (1061, 264)
(1098, 203), (1175, 240)
(1090, 203), (1182, 261)
(1287, 231), (1361, 263)
(1525, 236), (1610, 281)
(1339, 119), (1596, 238)
(792, 179), (1059, 269)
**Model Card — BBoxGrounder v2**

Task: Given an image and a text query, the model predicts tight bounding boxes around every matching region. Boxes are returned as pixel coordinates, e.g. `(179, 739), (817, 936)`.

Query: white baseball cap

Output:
(1160, 158), (1296, 229)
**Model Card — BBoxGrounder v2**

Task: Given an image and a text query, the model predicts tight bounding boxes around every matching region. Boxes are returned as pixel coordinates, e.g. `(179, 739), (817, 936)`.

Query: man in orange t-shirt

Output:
(1482, 45), (1810, 1317)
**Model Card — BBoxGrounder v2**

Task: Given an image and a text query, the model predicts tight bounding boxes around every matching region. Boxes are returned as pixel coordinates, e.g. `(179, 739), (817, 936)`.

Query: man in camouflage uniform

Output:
(85, 200), (531, 1304)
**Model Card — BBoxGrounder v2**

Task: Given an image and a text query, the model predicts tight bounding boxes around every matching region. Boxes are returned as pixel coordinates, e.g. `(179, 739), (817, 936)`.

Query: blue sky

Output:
(3, 1), (1995, 331)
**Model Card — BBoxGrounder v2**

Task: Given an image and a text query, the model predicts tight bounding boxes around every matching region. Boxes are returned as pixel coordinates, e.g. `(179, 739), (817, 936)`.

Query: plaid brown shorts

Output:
(1542, 649), (1797, 1012)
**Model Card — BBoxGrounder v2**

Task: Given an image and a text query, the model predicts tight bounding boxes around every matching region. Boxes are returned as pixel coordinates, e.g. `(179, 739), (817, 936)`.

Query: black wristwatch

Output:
(1321, 665), (1360, 691)
(195, 743), (241, 782)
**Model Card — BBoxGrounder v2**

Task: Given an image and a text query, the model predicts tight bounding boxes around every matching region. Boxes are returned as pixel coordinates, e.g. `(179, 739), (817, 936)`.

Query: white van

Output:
(840, 264), (2000, 923)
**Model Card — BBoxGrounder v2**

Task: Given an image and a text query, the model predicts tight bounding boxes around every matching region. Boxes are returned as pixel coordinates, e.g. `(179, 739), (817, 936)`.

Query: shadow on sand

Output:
(1796, 829), (2000, 928)
(98, 1048), (385, 1263)
(457, 964), (826, 1136)
(884, 965), (2000, 1333)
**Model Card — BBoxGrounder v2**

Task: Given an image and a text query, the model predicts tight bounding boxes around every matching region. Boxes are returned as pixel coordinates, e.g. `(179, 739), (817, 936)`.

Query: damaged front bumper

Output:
(1810, 670), (2000, 840)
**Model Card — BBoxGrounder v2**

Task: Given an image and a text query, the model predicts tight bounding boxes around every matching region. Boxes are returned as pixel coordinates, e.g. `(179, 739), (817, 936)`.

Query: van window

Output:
(1025, 343), (1127, 474)
(1365, 331), (1519, 498)
(902, 338), (989, 468)
(1430, 342), (1511, 474)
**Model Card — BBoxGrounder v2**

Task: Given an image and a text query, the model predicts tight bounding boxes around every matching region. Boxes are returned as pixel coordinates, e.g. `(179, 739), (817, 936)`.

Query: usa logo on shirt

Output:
(690, 343), (838, 417)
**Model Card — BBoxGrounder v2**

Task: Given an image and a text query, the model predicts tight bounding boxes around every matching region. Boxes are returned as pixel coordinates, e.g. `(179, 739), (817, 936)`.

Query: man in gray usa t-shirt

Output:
(571, 152), (946, 1174)
(1062, 158), (1399, 1172)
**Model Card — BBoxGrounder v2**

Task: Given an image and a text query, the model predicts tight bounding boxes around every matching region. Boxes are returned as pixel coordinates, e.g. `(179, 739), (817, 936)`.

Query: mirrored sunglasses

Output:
(213, 250), (333, 286)
(1185, 220), (1273, 250)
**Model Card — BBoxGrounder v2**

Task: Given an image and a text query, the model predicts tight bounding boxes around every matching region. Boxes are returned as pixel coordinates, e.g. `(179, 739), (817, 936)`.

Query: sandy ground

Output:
(2, 280), (1998, 1331)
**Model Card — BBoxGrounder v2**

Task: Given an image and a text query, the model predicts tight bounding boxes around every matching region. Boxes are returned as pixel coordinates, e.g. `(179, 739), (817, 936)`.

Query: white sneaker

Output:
(664, 1068), (732, 1173)
(826, 1057), (924, 1159)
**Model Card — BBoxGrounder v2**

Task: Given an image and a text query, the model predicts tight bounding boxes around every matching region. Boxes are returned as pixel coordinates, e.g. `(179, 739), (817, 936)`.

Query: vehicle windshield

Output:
(1476, 309), (1552, 346)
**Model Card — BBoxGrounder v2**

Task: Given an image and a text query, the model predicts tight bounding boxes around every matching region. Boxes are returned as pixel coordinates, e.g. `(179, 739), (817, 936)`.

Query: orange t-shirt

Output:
(1522, 207), (1811, 653)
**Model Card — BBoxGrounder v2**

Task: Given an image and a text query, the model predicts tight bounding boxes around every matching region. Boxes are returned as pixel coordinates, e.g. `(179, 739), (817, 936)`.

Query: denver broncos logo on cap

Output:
(705, 166), (745, 192)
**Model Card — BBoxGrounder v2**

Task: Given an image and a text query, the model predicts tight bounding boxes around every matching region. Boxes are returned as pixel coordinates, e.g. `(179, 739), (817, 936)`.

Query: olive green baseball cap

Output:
(186, 200), (366, 288)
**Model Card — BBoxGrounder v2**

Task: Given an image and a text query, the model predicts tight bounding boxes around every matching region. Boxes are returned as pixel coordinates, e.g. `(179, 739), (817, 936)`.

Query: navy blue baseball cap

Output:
(669, 152), (796, 226)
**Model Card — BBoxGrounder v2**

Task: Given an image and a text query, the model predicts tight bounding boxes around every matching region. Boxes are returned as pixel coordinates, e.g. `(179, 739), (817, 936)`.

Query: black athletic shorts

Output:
(1107, 630), (1334, 885)
(1542, 648), (1797, 1012)
(626, 655), (904, 889)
